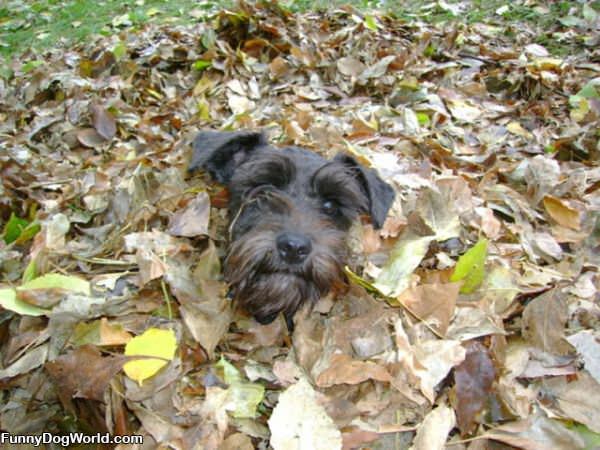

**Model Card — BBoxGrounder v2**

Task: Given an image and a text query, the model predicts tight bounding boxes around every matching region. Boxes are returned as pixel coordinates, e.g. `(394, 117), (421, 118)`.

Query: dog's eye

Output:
(322, 200), (339, 216)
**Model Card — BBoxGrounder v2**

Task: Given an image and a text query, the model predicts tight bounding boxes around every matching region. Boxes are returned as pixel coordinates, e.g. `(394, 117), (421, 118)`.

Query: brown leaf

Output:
(341, 429), (379, 450)
(45, 345), (126, 402)
(77, 128), (106, 147)
(316, 353), (392, 388)
(16, 287), (66, 308)
(541, 372), (600, 433)
(522, 289), (574, 356)
(396, 281), (459, 335)
(483, 412), (584, 450)
(167, 192), (210, 237)
(453, 341), (496, 435)
(90, 104), (117, 140)
(337, 56), (365, 77)
(543, 196), (581, 230)
(269, 56), (290, 78)
(220, 432), (254, 450)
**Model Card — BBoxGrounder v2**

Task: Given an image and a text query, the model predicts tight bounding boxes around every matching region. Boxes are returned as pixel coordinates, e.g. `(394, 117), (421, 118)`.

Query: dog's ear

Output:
(334, 154), (395, 229)
(189, 130), (268, 183)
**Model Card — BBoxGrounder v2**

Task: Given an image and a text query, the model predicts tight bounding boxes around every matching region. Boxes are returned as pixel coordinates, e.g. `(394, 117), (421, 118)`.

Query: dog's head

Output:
(190, 130), (395, 326)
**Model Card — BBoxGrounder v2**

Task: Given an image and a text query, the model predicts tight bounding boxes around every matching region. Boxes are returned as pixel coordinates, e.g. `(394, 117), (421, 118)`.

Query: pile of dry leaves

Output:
(1, 1), (599, 449)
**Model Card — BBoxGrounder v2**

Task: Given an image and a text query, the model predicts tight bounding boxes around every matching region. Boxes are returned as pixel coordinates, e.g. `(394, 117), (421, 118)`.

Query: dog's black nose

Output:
(276, 232), (312, 263)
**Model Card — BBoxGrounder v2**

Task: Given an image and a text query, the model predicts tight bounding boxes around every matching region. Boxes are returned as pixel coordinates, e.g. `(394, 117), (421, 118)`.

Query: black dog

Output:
(189, 130), (394, 328)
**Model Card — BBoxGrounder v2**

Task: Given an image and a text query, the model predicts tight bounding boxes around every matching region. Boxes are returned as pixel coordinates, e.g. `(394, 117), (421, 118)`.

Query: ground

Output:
(0, 1), (599, 449)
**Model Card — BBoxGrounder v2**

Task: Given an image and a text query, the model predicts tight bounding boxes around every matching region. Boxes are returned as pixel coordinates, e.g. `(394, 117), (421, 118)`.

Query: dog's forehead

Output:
(279, 146), (329, 173)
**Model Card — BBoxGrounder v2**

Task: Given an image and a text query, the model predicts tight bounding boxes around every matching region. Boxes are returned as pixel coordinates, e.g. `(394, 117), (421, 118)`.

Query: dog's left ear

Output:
(189, 130), (268, 183)
(334, 154), (395, 229)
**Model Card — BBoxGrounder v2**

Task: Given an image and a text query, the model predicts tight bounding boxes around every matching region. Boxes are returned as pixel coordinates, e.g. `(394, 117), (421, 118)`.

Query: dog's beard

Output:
(224, 229), (346, 324)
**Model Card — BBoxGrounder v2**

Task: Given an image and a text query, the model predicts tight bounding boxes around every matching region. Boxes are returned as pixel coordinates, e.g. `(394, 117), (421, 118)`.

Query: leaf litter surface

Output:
(0, 2), (599, 449)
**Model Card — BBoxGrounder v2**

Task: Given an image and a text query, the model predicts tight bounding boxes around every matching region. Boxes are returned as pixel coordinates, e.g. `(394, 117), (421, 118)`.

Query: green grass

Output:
(0, 0), (218, 59)
(1, 0), (597, 61)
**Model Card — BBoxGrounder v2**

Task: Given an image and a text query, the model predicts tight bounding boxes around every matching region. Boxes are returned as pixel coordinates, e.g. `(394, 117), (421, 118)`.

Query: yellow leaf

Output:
(506, 122), (533, 139)
(531, 57), (563, 71)
(543, 196), (581, 230)
(123, 328), (177, 385)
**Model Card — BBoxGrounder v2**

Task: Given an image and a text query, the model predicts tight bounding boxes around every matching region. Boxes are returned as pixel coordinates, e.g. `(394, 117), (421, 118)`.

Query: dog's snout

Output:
(276, 232), (312, 263)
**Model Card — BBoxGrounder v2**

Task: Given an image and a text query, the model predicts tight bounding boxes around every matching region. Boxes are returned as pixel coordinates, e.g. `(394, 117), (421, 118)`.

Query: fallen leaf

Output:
(450, 238), (488, 293)
(3, 212), (30, 244)
(484, 412), (585, 450)
(507, 121), (533, 139)
(16, 273), (91, 307)
(396, 281), (459, 335)
(220, 433), (254, 450)
(215, 357), (265, 419)
(453, 341), (496, 435)
(341, 429), (379, 450)
(45, 345), (125, 401)
(374, 234), (433, 297)
(414, 339), (466, 403)
(337, 57), (365, 78)
(0, 344), (49, 379)
(123, 328), (177, 385)
(268, 378), (342, 450)
(316, 353), (392, 387)
(410, 405), (455, 450)
(72, 318), (132, 347)
(522, 289), (573, 356)
(167, 192), (210, 237)
(541, 372), (600, 433)
(566, 331), (600, 385)
(77, 128), (107, 148)
(90, 104), (117, 140)
(0, 287), (49, 316)
(446, 98), (482, 123)
(18, 273), (90, 295)
(543, 196), (581, 230)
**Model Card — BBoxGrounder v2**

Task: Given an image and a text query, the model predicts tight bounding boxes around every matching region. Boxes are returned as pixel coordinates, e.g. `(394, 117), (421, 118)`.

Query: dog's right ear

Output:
(189, 131), (268, 184)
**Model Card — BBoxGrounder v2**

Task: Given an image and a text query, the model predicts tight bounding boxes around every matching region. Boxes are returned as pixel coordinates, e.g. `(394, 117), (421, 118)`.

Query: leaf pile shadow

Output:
(1, 2), (599, 449)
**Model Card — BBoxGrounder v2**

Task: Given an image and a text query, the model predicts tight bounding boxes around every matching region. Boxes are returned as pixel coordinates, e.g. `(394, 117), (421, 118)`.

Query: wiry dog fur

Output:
(189, 130), (395, 328)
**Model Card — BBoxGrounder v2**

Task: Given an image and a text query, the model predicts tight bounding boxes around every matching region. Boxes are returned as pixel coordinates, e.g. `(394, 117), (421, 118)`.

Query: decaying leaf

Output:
(453, 341), (496, 435)
(484, 412), (585, 450)
(0, 287), (49, 316)
(0, 343), (49, 379)
(543, 196), (581, 230)
(268, 378), (342, 450)
(410, 405), (456, 450)
(45, 345), (126, 401)
(316, 353), (392, 388)
(215, 357), (265, 419)
(374, 234), (432, 297)
(90, 104), (117, 140)
(72, 317), (132, 347)
(541, 372), (600, 433)
(167, 191), (210, 237)
(522, 289), (573, 356)
(567, 331), (600, 384)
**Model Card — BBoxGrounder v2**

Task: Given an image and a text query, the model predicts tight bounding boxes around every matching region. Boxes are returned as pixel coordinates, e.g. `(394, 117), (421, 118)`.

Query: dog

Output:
(189, 130), (395, 329)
